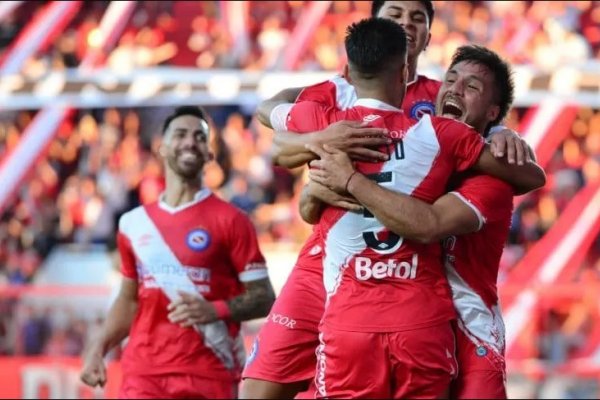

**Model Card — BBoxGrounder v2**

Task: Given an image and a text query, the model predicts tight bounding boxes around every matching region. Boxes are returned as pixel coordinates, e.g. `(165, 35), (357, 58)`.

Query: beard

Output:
(166, 155), (203, 181)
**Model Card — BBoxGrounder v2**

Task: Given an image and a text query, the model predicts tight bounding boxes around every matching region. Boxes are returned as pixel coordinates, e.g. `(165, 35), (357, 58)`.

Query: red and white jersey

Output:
(444, 174), (514, 356)
(294, 74), (441, 118)
(117, 189), (268, 380)
(285, 99), (485, 332)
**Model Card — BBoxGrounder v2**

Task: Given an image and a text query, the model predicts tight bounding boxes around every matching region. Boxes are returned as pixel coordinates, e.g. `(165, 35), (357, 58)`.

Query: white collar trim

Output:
(158, 188), (211, 214)
(355, 98), (403, 112)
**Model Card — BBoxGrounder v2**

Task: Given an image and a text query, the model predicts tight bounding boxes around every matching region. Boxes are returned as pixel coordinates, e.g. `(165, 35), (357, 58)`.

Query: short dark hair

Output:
(162, 106), (209, 134)
(371, 1), (435, 27)
(449, 45), (514, 127)
(345, 18), (407, 78)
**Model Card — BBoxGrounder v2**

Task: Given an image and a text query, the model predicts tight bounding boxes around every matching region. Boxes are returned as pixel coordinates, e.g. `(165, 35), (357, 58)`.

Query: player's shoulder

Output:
(207, 193), (251, 220)
(118, 204), (152, 234)
(298, 74), (356, 110)
(415, 74), (442, 88)
(429, 115), (475, 133)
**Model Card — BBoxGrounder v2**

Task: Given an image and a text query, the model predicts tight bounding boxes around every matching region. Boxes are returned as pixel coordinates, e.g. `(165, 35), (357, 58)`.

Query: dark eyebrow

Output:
(410, 10), (427, 18)
(387, 5), (404, 13)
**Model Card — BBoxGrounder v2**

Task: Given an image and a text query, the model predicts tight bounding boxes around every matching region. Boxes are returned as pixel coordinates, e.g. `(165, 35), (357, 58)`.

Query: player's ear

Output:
(487, 105), (500, 124)
(424, 32), (431, 50)
(157, 140), (168, 159)
(343, 64), (351, 83)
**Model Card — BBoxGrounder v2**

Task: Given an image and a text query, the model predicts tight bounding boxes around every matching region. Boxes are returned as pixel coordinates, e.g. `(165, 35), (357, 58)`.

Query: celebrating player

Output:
(80, 106), (275, 399)
(306, 44), (519, 399)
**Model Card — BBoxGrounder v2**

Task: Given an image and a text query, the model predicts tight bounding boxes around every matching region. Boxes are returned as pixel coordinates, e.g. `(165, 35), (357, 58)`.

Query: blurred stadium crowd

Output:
(0, 1), (599, 395)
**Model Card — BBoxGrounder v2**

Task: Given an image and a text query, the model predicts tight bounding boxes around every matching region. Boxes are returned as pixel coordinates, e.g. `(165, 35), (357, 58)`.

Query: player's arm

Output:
(89, 278), (138, 355)
(488, 126), (537, 165)
(473, 144), (545, 195)
(255, 86), (305, 128)
(226, 278), (275, 322)
(81, 277), (138, 387)
(299, 180), (363, 225)
(274, 122), (390, 168)
(306, 144), (481, 243)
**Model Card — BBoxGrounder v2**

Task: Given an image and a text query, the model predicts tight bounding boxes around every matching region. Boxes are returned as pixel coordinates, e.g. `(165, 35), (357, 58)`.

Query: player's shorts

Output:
(451, 323), (507, 399)
(119, 373), (238, 399)
(242, 257), (325, 384)
(314, 321), (458, 399)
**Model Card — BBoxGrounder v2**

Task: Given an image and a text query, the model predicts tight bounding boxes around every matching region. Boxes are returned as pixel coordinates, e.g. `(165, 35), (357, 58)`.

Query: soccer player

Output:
(273, 18), (544, 398)
(307, 44), (518, 399)
(80, 106), (275, 399)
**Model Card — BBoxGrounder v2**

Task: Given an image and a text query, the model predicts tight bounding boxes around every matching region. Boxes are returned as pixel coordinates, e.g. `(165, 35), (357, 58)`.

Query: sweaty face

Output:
(377, 1), (431, 65)
(436, 61), (500, 134)
(161, 115), (211, 180)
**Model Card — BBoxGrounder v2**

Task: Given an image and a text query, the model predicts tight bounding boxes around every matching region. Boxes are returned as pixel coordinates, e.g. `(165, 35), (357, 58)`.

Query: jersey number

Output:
(361, 171), (404, 254)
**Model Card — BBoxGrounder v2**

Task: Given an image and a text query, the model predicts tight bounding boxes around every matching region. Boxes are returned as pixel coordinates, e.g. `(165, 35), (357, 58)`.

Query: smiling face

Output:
(160, 115), (211, 180)
(376, 1), (431, 66)
(436, 61), (500, 134)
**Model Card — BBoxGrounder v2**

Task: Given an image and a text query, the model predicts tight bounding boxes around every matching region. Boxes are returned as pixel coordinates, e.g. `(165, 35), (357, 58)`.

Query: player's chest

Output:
(133, 217), (223, 267)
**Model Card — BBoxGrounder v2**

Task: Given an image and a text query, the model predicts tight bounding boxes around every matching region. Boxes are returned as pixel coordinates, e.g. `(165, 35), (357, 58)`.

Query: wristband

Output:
(211, 300), (231, 319)
(344, 171), (358, 193)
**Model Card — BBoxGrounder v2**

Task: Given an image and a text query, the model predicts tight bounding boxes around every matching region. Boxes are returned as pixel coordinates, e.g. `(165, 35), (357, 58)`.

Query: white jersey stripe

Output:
(445, 260), (505, 355)
(121, 207), (245, 371)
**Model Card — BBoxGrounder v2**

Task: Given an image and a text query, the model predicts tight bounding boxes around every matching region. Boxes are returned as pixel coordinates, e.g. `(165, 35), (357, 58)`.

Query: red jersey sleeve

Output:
(434, 117), (485, 172)
(117, 231), (137, 279)
(297, 80), (337, 105)
(228, 211), (269, 283)
(286, 100), (333, 134)
(453, 174), (514, 227)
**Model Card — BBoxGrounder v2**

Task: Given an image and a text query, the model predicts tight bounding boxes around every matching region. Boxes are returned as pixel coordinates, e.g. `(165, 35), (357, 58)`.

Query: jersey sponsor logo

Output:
(186, 229), (211, 251)
(362, 114), (381, 123)
(267, 313), (296, 329)
(245, 336), (259, 366)
(409, 100), (436, 120)
(354, 254), (418, 281)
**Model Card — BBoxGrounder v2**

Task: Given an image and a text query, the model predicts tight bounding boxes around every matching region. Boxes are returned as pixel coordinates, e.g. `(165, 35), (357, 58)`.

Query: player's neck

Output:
(407, 60), (418, 83)
(355, 84), (399, 108)
(163, 170), (203, 207)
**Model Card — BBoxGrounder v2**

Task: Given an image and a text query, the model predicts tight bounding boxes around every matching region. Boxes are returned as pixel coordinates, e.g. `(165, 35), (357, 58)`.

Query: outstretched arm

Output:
(473, 144), (545, 195)
(306, 144), (481, 243)
(256, 87), (305, 128)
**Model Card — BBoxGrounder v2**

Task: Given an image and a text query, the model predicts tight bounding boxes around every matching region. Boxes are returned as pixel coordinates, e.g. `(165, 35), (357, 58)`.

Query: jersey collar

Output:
(158, 188), (211, 214)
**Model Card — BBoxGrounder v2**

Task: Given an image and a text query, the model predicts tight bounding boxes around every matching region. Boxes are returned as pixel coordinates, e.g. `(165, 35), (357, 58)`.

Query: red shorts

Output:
(315, 322), (458, 399)
(451, 324), (506, 399)
(242, 241), (325, 384)
(119, 373), (237, 399)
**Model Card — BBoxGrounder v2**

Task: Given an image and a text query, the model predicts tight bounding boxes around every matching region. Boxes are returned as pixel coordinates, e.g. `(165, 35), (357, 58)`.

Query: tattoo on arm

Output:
(226, 278), (275, 322)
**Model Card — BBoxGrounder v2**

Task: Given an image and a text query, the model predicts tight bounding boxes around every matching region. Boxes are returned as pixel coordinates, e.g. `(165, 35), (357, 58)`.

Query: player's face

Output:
(161, 115), (211, 180)
(376, 1), (431, 65)
(436, 61), (500, 134)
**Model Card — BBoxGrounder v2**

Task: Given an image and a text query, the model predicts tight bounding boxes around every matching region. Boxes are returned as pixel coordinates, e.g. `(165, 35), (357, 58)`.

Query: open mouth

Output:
(406, 34), (415, 44)
(179, 151), (200, 163)
(441, 98), (464, 119)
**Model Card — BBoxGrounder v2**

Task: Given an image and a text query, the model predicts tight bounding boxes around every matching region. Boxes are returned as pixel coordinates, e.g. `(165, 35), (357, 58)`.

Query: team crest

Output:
(410, 100), (436, 120)
(246, 336), (259, 366)
(186, 229), (211, 251)
(476, 345), (488, 357)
